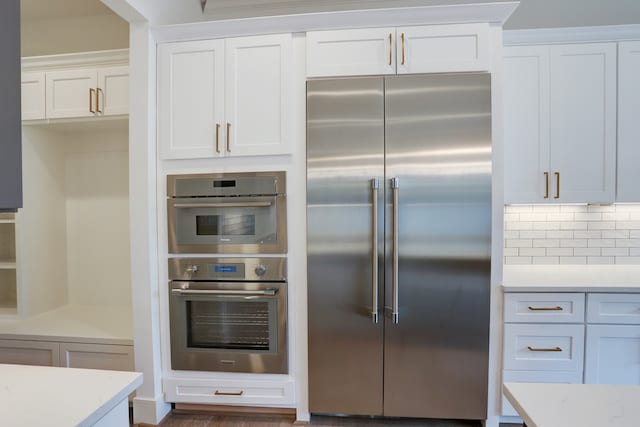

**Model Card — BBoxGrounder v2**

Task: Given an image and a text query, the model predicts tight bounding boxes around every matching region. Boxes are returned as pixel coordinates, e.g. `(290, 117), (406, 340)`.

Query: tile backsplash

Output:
(504, 204), (640, 265)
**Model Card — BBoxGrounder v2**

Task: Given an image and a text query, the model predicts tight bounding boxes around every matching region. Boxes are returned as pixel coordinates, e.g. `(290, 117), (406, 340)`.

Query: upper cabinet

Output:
(504, 43), (617, 204)
(21, 50), (129, 122)
(617, 41), (640, 202)
(306, 23), (489, 78)
(158, 34), (293, 160)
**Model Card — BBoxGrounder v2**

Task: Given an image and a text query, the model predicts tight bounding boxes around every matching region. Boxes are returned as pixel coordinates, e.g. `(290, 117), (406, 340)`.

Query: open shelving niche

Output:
(0, 213), (18, 317)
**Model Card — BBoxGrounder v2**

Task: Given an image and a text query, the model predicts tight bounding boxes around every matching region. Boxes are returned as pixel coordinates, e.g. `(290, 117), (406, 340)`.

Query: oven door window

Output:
(186, 298), (278, 353)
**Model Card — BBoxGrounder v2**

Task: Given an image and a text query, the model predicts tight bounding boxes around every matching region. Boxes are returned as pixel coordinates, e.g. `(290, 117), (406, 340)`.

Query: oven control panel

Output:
(169, 257), (286, 282)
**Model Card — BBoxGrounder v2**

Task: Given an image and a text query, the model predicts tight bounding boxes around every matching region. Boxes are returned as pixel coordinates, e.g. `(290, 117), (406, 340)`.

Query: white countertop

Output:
(503, 265), (640, 292)
(0, 305), (133, 345)
(503, 382), (640, 427)
(0, 364), (142, 427)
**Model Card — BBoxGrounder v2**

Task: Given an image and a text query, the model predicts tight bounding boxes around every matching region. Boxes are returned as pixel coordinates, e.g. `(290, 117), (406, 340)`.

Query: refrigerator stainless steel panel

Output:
(383, 74), (492, 419)
(307, 77), (385, 415)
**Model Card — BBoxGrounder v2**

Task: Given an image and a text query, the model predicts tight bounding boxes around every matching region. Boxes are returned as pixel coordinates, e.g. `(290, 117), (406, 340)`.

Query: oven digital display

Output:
(214, 265), (237, 273)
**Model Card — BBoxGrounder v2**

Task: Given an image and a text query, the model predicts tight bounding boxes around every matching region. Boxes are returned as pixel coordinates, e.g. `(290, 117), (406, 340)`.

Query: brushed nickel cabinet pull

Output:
(388, 33), (393, 66)
(544, 172), (549, 199)
(226, 122), (231, 152)
(96, 88), (103, 113)
(528, 346), (562, 352)
(401, 33), (406, 65)
(89, 88), (96, 113)
(214, 390), (244, 396)
(528, 306), (563, 311)
(555, 172), (560, 199)
(215, 123), (221, 153)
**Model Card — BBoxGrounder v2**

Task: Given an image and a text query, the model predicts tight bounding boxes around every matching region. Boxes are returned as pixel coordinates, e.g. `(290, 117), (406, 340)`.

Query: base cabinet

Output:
(585, 324), (640, 385)
(0, 339), (60, 366)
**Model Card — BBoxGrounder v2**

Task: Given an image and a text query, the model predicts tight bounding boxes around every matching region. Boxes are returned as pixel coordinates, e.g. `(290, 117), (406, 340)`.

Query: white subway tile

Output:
(587, 256), (615, 264)
(546, 231), (574, 239)
(631, 230), (640, 238)
(602, 230), (629, 239)
(574, 231), (602, 239)
(504, 213), (520, 222)
(532, 256), (560, 264)
(533, 239), (560, 248)
(615, 239), (640, 248)
(519, 231), (547, 239)
(602, 247), (629, 257)
(506, 239), (533, 248)
(547, 247), (573, 256)
(630, 213), (640, 221)
(520, 247), (546, 257)
(587, 205), (616, 213)
(561, 222), (589, 230)
(560, 239), (588, 248)
(615, 257), (640, 265)
(533, 222), (561, 231)
(588, 221), (616, 230)
(547, 213), (575, 221)
(616, 221), (640, 230)
(615, 204), (640, 212)
(505, 256), (532, 265)
(630, 248), (640, 256)
(531, 205), (561, 213)
(561, 205), (588, 213)
(588, 239), (616, 248)
(519, 213), (549, 222)
(575, 248), (601, 256)
(574, 213), (602, 221)
(603, 212), (630, 221)
(504, 230), (520, 239)
(506, 221), (534, 231)
(505, 205), (533, 213)
(503, 247), (519, 256)
(560, 256), (587, 265)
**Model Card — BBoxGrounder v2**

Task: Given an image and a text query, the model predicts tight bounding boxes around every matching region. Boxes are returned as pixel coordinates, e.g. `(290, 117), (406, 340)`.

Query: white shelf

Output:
(0, 220), (15, 224)
(0, 261), (17, 269)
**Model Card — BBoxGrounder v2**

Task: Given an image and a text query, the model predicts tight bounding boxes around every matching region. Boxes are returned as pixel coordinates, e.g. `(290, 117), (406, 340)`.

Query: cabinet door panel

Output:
(306, 28), (396, 77)
(158, 40), (225, 159)
(97, 66), (129, 116)
(503, 46), (550, 203)
(549, 43), (616, 203)
(225, 34), (292, 156)
(21, 72), (46, 120)
(59, 343), (134, 371)
(45, 69), (97, 119)
(397, 23), (489, 74)
(585, 324), (640, 385)
(617, 41), (640, 202)
(0, 339), (59, 366)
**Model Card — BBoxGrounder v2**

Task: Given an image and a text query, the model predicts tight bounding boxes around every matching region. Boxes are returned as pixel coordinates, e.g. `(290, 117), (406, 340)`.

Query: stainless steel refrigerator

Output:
(307, 74), (492, 420)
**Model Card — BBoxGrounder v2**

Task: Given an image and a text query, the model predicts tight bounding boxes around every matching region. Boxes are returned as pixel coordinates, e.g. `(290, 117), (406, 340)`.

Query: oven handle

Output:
(171, 288), (278, 296)
(173, 201), (272, 209)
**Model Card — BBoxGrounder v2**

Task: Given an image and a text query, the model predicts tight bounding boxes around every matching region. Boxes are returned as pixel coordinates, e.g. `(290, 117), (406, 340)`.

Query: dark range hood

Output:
(0, 0), (22, 213)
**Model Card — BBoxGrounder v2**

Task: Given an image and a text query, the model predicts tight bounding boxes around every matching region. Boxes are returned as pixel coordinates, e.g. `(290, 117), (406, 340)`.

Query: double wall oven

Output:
(167, 172), (288, 374)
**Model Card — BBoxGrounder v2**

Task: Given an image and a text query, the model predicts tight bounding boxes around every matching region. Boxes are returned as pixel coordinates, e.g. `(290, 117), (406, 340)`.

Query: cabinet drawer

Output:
(503, 324), (584, 371)
(587, 293), (640, 324)
(0, 339), (60, 366)
(501, 370), (583, 416)
(504, 293), (585, 323)
(164, 377), (295, 406)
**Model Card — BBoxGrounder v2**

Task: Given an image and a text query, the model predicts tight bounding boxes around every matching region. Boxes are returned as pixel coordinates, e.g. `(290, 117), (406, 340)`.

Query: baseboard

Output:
(173, 403), (296, 417)
(132, 396), (172, 425)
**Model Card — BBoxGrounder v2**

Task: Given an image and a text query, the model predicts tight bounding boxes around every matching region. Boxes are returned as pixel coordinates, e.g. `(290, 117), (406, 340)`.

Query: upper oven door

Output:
(168, 194), (287, 254)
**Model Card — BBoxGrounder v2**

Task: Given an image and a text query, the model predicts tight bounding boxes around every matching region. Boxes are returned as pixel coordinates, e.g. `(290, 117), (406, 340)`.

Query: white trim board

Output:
(152, 2), (519, 43)
(22, 49), (129, 72)
(504, 24), (640, 46)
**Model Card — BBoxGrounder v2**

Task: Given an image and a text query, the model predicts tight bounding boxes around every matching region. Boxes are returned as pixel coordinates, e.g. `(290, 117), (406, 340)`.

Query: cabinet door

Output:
(306, 28), (396, 77)
(503, 46), (550, 203)
(549, 43), (616, 203)
(45, 69), (97, 119)
(97, 66), (129, 116)
(585, 324), (640, 385)
(617, 41), (640, 202)
(59, 343), (134, 371)
(158, 39), (225, 159)
(21, 72), (46, 120)
(0, 339), (59, 366)
(225, 34), (292, 156)
(397, 23), (489, 74)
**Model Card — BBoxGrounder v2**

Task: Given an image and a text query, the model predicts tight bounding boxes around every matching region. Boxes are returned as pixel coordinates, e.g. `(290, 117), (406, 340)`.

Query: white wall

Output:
(21, 14), (128, 57)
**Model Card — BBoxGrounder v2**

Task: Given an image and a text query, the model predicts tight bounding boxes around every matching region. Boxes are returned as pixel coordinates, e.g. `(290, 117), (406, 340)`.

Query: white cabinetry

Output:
(617, 41), (640, 202)
(21, 72), (46, 120)
(158, 34), (292, 160)
(0, 213), (18, 317)
(306, 23), (489, 77)
(503, 43), (617, 204)
(0, 339), (59, 366)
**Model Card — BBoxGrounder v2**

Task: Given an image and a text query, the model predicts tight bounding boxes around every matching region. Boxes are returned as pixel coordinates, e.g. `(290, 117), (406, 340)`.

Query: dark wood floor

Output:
(144, 413), (521, 427)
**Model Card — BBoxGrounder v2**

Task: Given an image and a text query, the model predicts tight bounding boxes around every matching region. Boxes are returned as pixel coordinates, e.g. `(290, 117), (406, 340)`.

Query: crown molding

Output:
(21, 49), (129, 72)
(504, 24), (640, 46)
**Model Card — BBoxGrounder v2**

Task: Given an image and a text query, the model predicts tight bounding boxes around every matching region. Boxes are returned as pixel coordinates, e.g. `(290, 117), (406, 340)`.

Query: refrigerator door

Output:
(383, 74), (492, 419)
(307, 77), (385, 415)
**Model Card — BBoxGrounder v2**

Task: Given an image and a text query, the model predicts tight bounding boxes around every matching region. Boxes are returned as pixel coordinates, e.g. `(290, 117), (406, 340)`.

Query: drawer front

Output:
(0, 339), (60, 366)
(504, 293), (585, 323)
(503, 324), (584, 371)
(164, 377), (295, 406)
(587, 293), (640, 324)
(501, 370), (583, 416)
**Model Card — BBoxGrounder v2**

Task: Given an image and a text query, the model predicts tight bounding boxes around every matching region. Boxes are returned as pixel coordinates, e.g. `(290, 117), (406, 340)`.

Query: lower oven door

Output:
(169, 281), (287, 374)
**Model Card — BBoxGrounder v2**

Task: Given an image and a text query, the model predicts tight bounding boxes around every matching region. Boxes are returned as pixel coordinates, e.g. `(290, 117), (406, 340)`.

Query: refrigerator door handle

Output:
(391, 177), (400, 324)
(371, 178), (380, 323)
